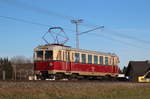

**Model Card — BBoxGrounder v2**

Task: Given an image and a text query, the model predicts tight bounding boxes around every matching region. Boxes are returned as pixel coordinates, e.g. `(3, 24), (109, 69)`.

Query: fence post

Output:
(12, 64), (17, 80)
(2, 70), (5, 80)
(20, 71), (21, 80)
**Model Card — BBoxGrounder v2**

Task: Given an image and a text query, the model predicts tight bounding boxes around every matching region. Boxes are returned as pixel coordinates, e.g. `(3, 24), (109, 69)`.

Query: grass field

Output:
(0, 81), (150, 99)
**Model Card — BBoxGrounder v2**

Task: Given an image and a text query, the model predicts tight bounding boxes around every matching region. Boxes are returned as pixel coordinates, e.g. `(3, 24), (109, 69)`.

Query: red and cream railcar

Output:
(34, 44), (120, 80)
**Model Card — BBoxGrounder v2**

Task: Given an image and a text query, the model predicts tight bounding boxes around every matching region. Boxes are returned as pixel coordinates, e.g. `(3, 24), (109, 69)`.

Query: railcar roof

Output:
(35, 44), (118, 57)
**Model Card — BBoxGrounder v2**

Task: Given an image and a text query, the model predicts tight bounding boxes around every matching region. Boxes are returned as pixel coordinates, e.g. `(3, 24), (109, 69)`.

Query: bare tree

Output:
(10, 56), (33, 80)
(0, 57), (13, 80)
(10, 56), (32, 64)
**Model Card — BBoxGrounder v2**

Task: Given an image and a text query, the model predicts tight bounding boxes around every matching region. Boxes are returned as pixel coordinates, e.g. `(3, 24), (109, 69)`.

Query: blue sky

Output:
(0, 0), (150, 68)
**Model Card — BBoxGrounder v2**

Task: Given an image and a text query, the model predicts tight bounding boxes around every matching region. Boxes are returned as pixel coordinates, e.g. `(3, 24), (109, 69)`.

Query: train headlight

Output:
(49, 63), (53, 66)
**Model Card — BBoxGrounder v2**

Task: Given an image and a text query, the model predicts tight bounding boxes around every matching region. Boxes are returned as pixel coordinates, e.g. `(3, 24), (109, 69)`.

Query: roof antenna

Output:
(42, 27), (69, 45)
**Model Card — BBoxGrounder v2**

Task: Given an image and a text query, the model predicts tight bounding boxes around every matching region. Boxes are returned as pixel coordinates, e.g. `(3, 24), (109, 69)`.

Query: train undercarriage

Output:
(34, 70), (119, 81)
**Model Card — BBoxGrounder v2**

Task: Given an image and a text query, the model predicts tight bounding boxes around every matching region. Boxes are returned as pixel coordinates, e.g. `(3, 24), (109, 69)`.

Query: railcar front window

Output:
(45, 51), (53, 60)
(36, 51), (43, 59)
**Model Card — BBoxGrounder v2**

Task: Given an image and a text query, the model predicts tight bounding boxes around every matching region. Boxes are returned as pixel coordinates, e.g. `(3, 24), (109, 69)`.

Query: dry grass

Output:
(0, 81), (150, 99)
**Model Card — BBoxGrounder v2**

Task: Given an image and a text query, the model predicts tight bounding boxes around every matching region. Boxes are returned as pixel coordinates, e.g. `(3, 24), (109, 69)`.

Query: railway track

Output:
(0, 78), (129, 83)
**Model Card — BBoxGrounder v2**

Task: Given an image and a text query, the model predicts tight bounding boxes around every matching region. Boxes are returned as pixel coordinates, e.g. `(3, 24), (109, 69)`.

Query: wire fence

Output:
(0, 64), (34, 81)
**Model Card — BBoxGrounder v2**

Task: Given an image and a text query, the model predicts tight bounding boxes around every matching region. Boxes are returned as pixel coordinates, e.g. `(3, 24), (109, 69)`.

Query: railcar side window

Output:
(56, 51), (61, 60)
(36, 51), (43, 58)
(105, 57), (109, 65)
(94, 55), (98, 64)
(88, 55), (92, 64)
(45, 51), (53, 60)
(112, 57), (115, 65)
(66, 52), (70, 62)
(99, 56), (103, 65)
(63, 51), (65, 61)
(109, 58), (112, 65)
(75, 53), (80, 63)
(72, 53), (74, 62)
(81, 54), (86, 63)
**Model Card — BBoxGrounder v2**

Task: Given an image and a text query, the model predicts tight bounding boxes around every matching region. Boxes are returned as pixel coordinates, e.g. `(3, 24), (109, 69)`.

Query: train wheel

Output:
(55, 73), (64, 80)
(40, 76), (45, 80)
(70, 74), (78, 80)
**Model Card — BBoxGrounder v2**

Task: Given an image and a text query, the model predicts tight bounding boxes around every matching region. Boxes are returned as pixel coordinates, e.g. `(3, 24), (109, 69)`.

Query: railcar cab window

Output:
(94, 55), (98, 64)
(45, 51), (53, 60)
(105, 57), (109, 65)
(88, 55), (92, 64)
(99, 56), (103, 65)
(75, 53), (80, 63)
(81, 54), (86, 63)
(36, 51), (43, 60)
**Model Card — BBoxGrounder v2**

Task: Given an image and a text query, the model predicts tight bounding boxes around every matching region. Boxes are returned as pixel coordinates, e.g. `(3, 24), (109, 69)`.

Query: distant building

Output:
(125, 61), (150, 81)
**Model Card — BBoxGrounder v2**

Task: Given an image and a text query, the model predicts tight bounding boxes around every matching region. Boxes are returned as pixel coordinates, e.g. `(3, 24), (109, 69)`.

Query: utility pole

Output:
(71, 19), (83, 49)
(71, 19), (104, 49)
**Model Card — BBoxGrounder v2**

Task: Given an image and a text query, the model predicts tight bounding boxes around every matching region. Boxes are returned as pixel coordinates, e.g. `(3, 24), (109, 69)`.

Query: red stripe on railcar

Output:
(34, 61), (119, 74)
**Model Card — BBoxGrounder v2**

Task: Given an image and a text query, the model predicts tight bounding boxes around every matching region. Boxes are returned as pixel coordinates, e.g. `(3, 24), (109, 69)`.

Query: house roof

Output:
(125, 61), (150, 76)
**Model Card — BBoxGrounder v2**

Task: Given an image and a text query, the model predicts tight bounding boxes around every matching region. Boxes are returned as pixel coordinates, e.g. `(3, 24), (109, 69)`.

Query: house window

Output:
(99, 56), (103, 65)
(94, 55), (98, 64)
(145, 72), (150, 78)
(75, 53), (80, 63)
(105, 57), (109, 65)
(81, 54), (86, 63)
(88, 55), (92, 64)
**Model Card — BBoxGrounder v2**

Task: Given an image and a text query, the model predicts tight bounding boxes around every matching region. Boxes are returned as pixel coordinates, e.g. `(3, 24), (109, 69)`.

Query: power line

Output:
(0, 15), (149, 51)
(90, 33), (150, 51)
(0, 0), (99, 28)
(0, 15), (75, 33)
(104, 27), (150, 45)
(0, 0), (74, 20)
(2, 0), (149, 46)
(0, 15), (50, 27)
(0, 0), (150, 51)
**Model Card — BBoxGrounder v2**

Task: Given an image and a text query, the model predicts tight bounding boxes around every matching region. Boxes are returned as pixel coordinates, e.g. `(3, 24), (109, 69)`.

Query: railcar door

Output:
(65, 51), (71, 73)
(112, 57), (116, 73)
